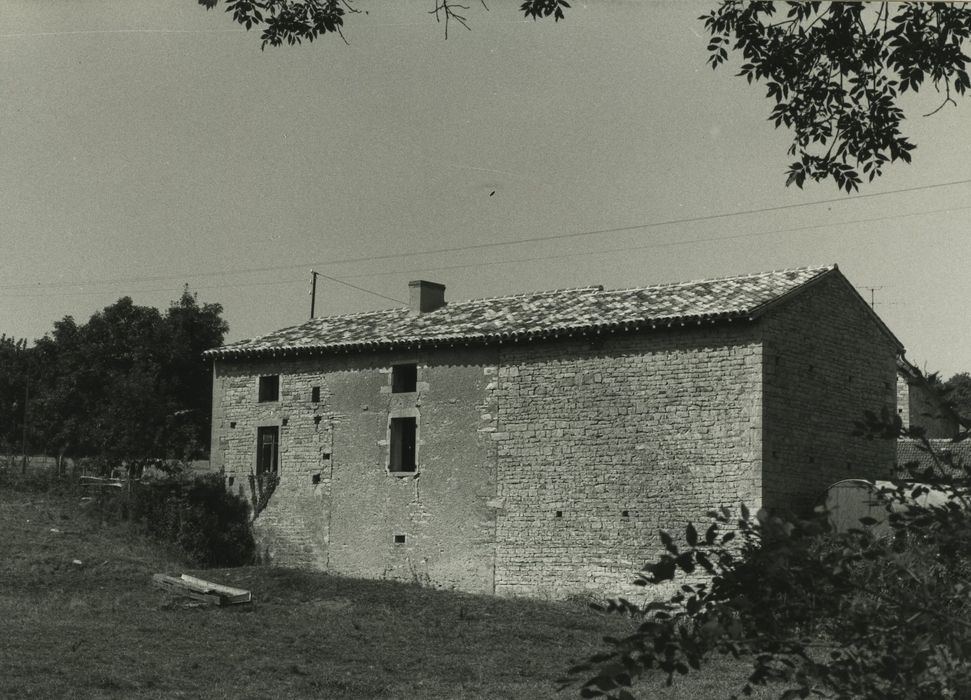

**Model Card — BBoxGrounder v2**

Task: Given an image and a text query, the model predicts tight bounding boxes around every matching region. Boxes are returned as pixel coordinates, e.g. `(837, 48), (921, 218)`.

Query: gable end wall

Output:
(760, 273), (898, 511)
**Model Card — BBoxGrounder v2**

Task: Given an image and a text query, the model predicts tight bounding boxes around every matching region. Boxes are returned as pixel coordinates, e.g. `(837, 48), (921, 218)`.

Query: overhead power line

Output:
(2, 176), (970, 298)
(338, 202), (971, 280)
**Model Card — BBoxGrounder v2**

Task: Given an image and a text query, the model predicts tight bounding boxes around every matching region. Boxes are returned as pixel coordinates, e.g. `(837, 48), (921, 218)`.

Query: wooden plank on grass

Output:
(178, 574), (252, 604)
(152, 573), (252, 606)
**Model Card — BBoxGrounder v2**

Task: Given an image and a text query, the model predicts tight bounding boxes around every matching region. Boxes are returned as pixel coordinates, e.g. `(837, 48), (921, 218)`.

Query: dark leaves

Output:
(203, 0), (570, 44)
(703, 2), (971, 189)
(520, 0), (570, 22)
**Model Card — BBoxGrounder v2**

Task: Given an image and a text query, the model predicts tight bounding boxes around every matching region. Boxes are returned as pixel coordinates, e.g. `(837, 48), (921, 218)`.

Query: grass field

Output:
(0, 484), (777, 699)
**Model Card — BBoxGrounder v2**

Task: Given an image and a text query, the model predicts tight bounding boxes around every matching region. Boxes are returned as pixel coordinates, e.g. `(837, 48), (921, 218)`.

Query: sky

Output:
(1, 1), (970, 377)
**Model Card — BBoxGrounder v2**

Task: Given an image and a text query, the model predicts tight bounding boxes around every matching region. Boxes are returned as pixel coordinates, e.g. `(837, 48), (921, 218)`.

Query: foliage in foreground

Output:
(197, 0), (570, 46)
(702, 2), (971, 191)
(570, 413), (971, 699)
(198, 2), (971, 191)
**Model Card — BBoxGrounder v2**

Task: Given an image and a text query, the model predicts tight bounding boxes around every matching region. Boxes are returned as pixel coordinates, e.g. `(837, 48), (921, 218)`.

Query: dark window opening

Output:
(394, 534), (406, 544)
(258, 375), (280, 402)
(311, 386), (320, 403)
(392, 364), (418, 393)
(621, 510), (629, 518)
(314, 415), (322, 425)
(256, 426), (279, 475)
(555, 510), (563, 518)
(389, 417), (417, 472)
(312, 473), (321, 485)
(230, 421), (236, 429)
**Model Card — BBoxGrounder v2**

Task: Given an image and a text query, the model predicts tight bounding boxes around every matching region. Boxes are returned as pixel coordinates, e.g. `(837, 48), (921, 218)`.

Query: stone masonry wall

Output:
(897, 374), (956, 440)
(760, 273), (899, 511)
(211, 348), (500, 593)
(491, 326), (763, 599)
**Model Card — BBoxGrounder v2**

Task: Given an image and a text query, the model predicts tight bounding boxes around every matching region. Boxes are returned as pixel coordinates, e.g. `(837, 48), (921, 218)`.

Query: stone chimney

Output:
(408, 280), (446, 314)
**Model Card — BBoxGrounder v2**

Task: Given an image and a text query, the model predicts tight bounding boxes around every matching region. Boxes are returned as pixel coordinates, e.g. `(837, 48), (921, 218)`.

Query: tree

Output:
(0, 335), (31, 467)
(199, 2), (971, 191)
(197, 0), (570, 46)
(943, 372), (971, 422)
(25, 291), (228, 474)
(702, 2), (971, 191)
(568, 410), (971, 699)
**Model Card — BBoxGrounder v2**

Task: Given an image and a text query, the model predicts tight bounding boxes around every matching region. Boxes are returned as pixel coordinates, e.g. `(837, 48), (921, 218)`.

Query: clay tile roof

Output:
(204, 265), (837, 360)
(896, 439), (971, 480)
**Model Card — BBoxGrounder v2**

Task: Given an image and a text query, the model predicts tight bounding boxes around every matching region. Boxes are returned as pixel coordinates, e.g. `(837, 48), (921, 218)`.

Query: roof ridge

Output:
(452, 284), (605, 305)
(598, 264), (835, 296)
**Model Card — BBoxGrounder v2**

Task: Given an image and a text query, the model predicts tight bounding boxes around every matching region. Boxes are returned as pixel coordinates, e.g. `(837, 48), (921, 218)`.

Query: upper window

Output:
(311, 386), (320, 403)
(392, 364), (418, 393)
(258, 375), (280, 402)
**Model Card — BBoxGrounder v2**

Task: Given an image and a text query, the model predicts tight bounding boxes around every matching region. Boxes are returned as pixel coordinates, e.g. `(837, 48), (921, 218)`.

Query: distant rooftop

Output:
(204, 265), (842, 360)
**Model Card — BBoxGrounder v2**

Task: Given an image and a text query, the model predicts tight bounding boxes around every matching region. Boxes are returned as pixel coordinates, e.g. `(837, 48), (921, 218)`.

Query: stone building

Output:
(204, 264), (902, 598)
(896, 356), (958, 440)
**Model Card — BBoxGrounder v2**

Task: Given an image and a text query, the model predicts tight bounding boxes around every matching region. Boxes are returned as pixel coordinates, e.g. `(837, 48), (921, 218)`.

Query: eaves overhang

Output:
(202, 310), (757, 362)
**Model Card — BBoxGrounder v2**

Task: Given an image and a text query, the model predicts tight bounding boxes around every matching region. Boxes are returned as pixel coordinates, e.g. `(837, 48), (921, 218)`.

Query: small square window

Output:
(311, 386), (320, 403)
(394, 534), (406, 544)
(258, 375), (280, 402)
(392, 364), (418, 393)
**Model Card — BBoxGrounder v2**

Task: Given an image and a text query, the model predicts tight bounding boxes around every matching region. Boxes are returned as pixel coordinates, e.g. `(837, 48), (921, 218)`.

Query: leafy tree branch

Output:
(702, 2), (971, 191)
(197, 0), (569, 47)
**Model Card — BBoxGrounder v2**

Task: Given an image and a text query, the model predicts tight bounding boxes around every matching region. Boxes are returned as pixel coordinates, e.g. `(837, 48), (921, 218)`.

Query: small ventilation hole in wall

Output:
(321, 452), (331, 460)
(281, 417), (289, 426)
(555, 510), (563, 518)
(621, 510), (629, 518)
(230, 421), (236, 429)
(394, 534), (406, 544)
(228, 476), (234, 486)
(312, 473), (321, 485)
(314, 415), (323, 425)
(898, 408), (904, 414)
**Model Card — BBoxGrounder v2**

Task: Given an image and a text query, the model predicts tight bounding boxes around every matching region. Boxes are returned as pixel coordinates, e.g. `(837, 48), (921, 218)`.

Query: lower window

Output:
(389, 417), (417, 472)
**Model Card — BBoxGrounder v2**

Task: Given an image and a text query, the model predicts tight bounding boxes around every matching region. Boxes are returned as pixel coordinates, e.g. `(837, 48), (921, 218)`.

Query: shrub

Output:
(130, 473), (255, 567)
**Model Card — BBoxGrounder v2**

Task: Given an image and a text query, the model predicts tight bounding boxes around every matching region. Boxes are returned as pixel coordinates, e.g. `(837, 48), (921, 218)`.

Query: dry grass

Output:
(0, 485), (778, 699)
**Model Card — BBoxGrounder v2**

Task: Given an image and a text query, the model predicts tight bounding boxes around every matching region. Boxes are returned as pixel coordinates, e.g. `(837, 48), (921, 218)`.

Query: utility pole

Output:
(310, 269), (319, 319)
